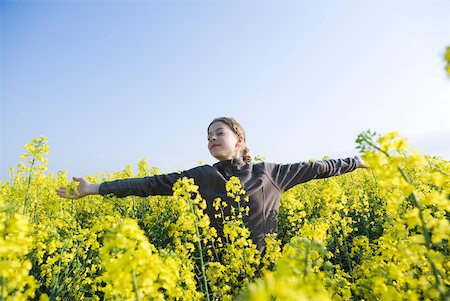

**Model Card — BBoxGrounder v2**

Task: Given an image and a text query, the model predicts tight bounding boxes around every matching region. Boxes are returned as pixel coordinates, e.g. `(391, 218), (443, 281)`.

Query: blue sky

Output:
(1, 0), (449, 181)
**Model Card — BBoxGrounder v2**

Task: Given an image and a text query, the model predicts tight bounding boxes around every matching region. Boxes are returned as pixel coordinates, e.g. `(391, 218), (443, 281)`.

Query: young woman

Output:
(56, 117), (366, 253)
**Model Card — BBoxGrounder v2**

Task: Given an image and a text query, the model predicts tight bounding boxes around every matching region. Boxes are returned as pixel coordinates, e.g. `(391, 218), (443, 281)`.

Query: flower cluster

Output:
(1, 133), (449, 300)
(0, 210), (37, 300)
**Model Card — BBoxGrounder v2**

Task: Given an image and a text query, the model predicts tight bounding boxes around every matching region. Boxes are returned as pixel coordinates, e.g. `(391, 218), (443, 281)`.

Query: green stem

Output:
(9, 168), (14, 185)
(397, 168), (444, 298)
(303, 243), (309, 277)
(236, 201), (249, 279)
(219, 205), (229, 245)
(1, 276), (5, 301)
(51, 241), (66, 297)
(132, 271), (141, 301)
(23, 153), (36, 215)
(340, 226), (354, 282)
(190, 202), (210, 301)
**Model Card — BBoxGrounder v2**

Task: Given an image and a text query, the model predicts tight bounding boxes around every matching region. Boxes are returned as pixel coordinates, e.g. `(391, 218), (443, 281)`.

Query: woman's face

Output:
(207, 121), (242, 161)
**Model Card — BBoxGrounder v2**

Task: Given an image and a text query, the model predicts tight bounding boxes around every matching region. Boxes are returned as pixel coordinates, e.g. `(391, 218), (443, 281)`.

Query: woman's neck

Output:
(218, 154), (242, 162)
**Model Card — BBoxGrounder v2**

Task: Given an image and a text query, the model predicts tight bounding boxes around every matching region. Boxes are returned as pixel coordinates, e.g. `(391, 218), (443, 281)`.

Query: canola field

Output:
(1, 131), (449, 300)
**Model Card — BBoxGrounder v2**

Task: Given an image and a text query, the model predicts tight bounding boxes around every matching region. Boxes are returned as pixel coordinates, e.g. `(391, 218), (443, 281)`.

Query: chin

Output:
(212, 154), (226, 161)
(210, 150), (221, 158)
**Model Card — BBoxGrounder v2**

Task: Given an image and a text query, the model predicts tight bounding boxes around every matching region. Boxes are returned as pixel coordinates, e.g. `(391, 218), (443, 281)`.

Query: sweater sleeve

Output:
(98, 167), (202, 198)
(267, 158), (358, 192)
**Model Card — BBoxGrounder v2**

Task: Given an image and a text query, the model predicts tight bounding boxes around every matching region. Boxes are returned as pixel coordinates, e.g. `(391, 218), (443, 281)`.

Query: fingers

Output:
(55, 186), (79, 199)
(55, 176), (85, 199)
(55, 187), (67, 198)
(354, 155), (368, 168)
(55, 186), (74, 198)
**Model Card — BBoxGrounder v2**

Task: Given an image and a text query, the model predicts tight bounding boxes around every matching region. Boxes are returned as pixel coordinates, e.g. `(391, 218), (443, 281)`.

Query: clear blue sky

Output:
(1, 0), (449, 181)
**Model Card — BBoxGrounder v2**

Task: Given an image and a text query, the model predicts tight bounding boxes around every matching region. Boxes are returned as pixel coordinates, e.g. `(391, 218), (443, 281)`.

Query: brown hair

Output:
(208, 117), (252, 163)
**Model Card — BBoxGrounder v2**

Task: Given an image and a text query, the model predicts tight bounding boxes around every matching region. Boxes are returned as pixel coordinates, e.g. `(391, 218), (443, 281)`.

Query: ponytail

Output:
(242, 146), (251, 163)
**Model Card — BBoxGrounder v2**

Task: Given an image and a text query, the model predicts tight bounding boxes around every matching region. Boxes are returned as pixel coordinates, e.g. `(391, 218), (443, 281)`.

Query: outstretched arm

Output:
(56, 169), (197, 199)
(56, 177), (100, 199)
(268, 155), (366, 192)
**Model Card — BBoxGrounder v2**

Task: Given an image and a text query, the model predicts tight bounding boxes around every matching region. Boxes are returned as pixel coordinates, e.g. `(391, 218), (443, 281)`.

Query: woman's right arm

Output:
(56, 170), (191, 199)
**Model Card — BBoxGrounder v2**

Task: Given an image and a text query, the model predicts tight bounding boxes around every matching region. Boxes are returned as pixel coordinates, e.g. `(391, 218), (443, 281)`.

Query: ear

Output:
(236, 135), (244, 148)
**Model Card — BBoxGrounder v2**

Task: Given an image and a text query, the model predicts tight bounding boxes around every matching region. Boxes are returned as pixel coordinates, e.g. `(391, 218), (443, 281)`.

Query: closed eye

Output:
(208, 132), (223, 140)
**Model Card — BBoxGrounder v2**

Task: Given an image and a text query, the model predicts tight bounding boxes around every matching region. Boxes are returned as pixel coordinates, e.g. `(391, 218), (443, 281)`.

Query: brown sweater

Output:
(99, 157), (358, 253)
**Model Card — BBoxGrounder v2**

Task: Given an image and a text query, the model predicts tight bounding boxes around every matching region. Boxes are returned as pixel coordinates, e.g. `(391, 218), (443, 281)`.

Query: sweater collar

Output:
(213, 157), (247, 170)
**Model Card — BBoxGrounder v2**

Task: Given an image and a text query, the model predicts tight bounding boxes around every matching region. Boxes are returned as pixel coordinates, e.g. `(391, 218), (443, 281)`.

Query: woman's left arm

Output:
(267, 155), (366, 192)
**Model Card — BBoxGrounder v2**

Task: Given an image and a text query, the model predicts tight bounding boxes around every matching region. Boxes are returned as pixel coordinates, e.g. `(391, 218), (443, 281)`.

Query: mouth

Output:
(210, 144), (220, 149)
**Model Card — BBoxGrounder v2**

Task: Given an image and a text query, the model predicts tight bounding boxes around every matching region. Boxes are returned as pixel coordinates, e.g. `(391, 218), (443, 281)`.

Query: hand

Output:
(56, 177), (99, 199)
(354, 155), (367, 168)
